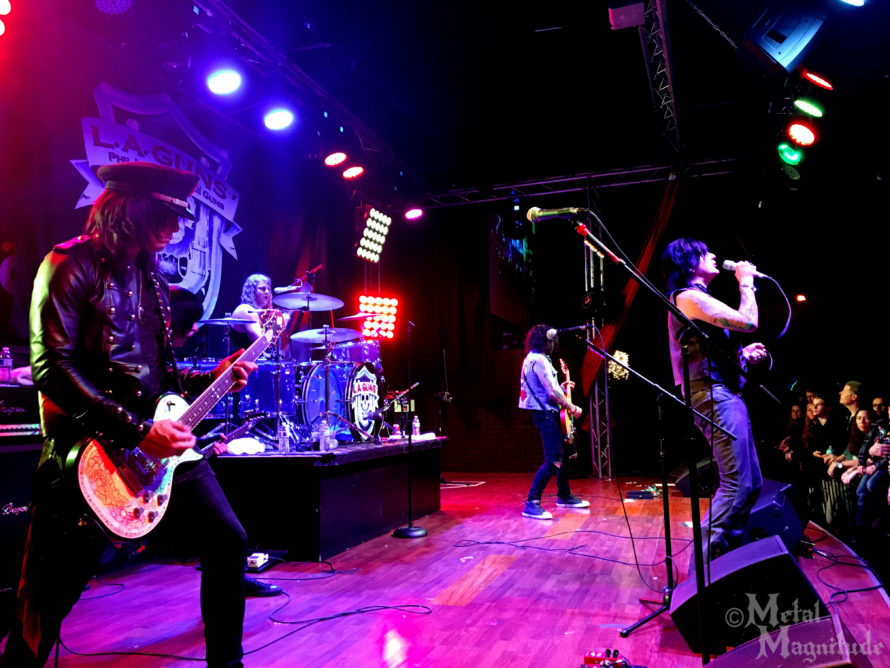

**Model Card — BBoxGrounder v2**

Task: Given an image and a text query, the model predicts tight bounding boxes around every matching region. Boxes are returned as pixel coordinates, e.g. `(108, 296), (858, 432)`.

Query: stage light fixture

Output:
(0, 19), (5, 36)
(787, 120), (816, 146)
(324, 152), (347, 167)
(0, 0), (10, 15)
(802, 70), (833, 90)
(777, 142), (803, 165)
(206, 68), (242, 95)
(358, 295), (398, 340)
(264, 108), (295, 131)
(343, 166), (364, 179)
(404, 207), (423, 221)
(793, 98), (824, 118)
(839, 0), (864, 6)
(356, 207), (391, 264)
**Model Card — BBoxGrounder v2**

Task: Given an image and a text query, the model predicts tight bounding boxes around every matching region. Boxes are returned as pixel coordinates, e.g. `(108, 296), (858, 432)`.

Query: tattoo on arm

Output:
(677, 290), (758, 332)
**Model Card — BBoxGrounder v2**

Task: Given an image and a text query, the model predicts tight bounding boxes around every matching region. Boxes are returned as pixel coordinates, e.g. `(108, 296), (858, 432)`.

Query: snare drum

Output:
(297, 361), (381, 441)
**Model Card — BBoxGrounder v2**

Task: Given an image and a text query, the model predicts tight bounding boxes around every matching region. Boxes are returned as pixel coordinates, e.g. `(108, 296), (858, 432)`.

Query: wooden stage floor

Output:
(3, 473), (889, 667)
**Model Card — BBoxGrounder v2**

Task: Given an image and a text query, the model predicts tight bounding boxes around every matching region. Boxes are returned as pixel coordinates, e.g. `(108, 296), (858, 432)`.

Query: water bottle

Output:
(277, 422), (290, 454)
(0, 347), (13, 385)
(412, 415), (420, 437)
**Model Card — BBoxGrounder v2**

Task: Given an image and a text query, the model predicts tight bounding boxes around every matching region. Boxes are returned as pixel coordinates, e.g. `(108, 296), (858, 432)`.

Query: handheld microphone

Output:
(526, 206), (588, 224)
(545, 324), (590, 340)
(721, 260), (769, 279)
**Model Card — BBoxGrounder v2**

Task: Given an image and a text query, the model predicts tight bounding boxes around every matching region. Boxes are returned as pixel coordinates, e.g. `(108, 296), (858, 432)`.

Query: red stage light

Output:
(357, 295), (399, 340)
(788, 121), (816, 146)
(802, 70), (833, 90)
(324, 152), (347, 167)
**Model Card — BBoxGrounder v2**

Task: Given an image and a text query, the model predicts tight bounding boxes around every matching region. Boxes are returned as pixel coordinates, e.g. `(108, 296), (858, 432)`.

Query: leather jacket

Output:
(30, 234), (212, 456)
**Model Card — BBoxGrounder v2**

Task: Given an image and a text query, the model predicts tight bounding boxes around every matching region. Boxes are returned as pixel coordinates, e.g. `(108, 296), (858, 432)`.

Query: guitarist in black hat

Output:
(2, 162), (257, 667)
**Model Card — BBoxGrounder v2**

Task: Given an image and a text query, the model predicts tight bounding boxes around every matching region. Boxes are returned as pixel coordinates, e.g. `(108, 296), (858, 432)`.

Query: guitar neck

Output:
(177, 332), (272, 430)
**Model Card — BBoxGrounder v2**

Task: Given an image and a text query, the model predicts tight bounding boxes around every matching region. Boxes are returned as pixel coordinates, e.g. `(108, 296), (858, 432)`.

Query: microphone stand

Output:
(393, 321), (426, 539)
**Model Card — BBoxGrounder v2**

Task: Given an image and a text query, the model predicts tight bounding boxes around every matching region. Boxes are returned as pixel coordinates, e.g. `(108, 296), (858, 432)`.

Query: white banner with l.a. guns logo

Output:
(71, 82), (242, 320)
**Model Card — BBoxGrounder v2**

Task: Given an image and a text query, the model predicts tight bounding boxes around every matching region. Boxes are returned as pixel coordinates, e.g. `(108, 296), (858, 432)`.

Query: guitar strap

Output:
(521, 359), (551, 412)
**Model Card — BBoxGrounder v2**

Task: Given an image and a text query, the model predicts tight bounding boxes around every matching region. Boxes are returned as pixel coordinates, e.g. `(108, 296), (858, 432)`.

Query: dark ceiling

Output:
(217, 0), (890, 197)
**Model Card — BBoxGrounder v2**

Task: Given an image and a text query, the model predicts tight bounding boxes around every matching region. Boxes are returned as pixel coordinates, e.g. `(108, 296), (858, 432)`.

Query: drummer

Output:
(230, 273), (301, 359)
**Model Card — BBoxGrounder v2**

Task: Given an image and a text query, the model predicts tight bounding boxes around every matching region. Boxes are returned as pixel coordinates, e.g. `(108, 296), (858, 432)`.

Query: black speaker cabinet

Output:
(669, 535), (827, 655)
(740, 478), (805, 553)
(672, 458), (719, 498)
(707, 611), (875, 667)
(1, 442), (41, 637)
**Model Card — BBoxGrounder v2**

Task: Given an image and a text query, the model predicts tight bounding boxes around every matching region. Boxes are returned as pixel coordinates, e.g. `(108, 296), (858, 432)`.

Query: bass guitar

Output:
(559, 358), (576, 443)
(66, 325), (276, 541)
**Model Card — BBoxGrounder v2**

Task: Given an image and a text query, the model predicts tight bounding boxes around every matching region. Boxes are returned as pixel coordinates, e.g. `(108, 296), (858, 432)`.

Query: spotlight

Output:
(324, 152), (347, 167)
(404, 207), (423, 221)
(777, 142), (803, 165)
(787, 120), (816, 146)
(0, 0), (10, 15)
(264, 108), (295, 131)
(802, 70), (833, 90)
(206, 68), (242, 95)
(793, 98), (824, 118)
(343, 166), (364, 179)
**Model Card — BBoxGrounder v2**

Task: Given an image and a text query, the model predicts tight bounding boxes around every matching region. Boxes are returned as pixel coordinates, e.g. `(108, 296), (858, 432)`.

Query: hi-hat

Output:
(290, 327), (360, 344)
(199, 317), (253, 326)
(273, 292), (344, 311)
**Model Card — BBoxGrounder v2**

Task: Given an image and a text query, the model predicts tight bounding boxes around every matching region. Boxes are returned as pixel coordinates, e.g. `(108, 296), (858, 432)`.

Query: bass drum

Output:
(297, 361), (381, 441)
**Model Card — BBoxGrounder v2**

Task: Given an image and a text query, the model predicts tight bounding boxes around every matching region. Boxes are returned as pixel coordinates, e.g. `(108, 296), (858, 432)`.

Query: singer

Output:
(661, 239), (767, 559)
(518, 324), (588, 519)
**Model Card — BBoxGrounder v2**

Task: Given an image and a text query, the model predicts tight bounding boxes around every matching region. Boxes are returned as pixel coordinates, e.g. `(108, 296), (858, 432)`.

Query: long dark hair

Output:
(86, 189), (172, 256)
(525, 324), (555, 355)
(661, 238), (709, 292)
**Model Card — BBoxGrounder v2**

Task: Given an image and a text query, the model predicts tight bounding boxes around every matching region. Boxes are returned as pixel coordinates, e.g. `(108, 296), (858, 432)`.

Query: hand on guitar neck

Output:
(558, 359), (581, 443)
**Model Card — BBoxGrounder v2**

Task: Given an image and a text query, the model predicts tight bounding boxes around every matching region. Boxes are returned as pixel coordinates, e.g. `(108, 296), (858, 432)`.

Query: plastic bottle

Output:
(412, 415), (420, 437)
(277, 422), (290, 454)
(0, 347), (13, 385)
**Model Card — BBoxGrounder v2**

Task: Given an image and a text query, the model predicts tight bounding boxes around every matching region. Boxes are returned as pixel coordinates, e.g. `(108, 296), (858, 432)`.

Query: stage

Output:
(2, 473), (889, 667)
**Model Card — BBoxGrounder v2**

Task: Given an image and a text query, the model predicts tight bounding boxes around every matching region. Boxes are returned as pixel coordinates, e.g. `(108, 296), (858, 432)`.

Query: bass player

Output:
(518, 324), (589, 519)
(2, 162), (256, 667)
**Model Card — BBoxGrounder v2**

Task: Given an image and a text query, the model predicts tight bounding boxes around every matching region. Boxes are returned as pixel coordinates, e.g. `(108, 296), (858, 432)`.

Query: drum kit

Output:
(186, 285), (384, 451)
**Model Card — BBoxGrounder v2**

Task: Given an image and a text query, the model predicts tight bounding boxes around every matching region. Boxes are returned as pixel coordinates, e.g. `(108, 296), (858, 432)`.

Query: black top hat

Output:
(96, 161), (200, 221)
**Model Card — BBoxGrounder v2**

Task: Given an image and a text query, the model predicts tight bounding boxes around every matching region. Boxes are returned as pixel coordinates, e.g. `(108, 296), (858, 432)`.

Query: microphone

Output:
(721, 260), (769, 279)
(305, 264), (322, 275)
(526, 206), (588, 224)
(546, 324), (590, 340)
(273, 281), (303, 294)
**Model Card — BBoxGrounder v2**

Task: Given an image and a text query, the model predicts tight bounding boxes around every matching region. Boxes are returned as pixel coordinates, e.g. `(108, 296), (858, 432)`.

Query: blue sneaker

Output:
(522, 500), (552, 519)
(557, 495), (590, 508)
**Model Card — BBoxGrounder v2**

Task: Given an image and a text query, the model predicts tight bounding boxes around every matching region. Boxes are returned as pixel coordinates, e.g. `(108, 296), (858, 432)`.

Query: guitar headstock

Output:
(559, 358), (569, 376)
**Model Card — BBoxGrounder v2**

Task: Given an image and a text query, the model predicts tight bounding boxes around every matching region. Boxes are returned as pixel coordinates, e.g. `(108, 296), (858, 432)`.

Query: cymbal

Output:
(337, 312), (369, 322)
(290, 327), (360, 344)
(273, 292), (344, 311)
(198, 317), (253, 326)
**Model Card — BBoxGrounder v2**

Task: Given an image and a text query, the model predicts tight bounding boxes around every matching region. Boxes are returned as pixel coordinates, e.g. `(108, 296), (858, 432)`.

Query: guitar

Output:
(558, 358), (575, 443)
(66, 326), (276, 541)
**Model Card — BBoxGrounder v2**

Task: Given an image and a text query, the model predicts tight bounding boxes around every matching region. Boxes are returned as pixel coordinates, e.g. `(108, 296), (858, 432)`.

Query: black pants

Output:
(2, 457), (247, 667)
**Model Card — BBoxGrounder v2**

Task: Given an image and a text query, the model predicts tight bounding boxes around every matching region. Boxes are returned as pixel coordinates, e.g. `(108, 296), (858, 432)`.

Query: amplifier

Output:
(0, 385), (39, 426)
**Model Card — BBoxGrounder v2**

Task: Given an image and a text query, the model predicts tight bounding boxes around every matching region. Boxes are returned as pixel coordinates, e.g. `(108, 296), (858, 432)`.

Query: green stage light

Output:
(778, 143), (803, 165)
(793, 98), (824, 117)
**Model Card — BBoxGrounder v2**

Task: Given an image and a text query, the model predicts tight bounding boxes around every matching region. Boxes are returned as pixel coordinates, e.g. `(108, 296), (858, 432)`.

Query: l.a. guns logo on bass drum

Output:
(350, 365), (380, 433)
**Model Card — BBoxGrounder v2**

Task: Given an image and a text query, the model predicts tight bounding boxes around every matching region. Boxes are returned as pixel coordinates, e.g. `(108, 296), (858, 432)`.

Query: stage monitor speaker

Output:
(707, 611), (875, 667)
(672, 458), (718, 498)
(740, 478), (805, 553)
(669, 535), (827, 655)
